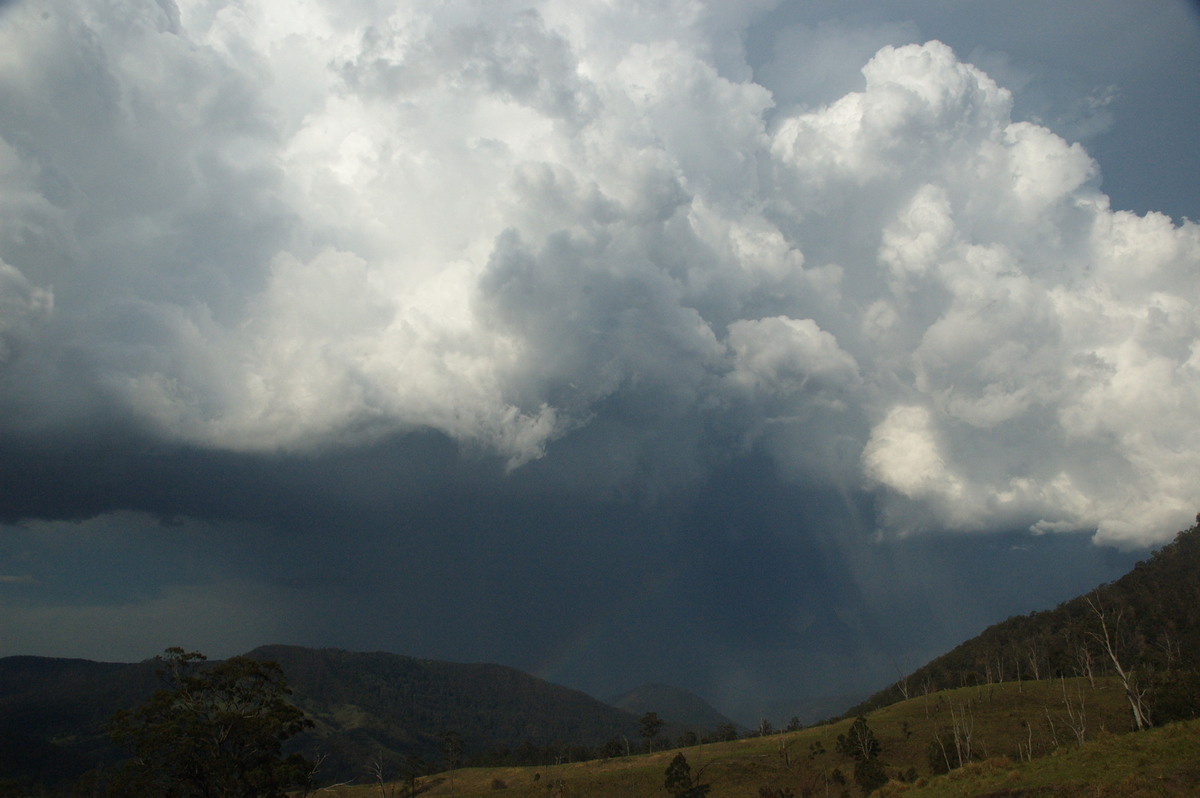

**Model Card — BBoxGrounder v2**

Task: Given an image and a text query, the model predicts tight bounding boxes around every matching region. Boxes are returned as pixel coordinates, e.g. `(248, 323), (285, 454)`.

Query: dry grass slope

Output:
(884, 718), (1200, 797)
(300, 676), (1200, 797)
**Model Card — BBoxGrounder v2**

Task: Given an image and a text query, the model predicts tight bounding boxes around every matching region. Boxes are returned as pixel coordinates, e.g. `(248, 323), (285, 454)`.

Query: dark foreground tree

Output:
(835, 716), (880, 763)
(640, 711), (665, 752)
(713, 721), (739, 742)
(836, 716), (886, 794)
(852, 758), (888, 795)
(108, 648), (313, 797)
(663, 752), (710, 798)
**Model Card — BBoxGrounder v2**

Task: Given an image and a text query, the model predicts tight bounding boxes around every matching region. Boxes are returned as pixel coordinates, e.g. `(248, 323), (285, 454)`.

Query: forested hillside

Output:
(847, 518), (1200, 725)
(244, 645), (644, 779)
(0, 657), (160, 787)
(0, 646), (651, 791)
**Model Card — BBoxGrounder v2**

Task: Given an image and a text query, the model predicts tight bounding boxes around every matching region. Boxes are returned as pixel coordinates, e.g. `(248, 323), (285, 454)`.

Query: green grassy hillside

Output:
(886, 719), (1200, 797)
(310, 676), (1184, 797)
(849, 520), (1200, 722)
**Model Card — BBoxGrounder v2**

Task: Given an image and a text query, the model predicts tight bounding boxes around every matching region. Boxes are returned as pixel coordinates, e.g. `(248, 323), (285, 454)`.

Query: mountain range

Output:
(0, 645), (730, 789)
(4, 519), (1199, 794)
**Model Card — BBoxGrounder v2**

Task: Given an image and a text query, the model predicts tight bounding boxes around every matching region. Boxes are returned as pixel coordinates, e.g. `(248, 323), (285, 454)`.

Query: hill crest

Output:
(0, 644), (643, 786)
(607, 682), (737, 732)
(846, 518), (1200, 721)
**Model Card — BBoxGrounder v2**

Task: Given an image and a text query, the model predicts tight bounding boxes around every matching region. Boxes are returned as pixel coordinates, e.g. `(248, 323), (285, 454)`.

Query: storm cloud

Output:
(1, 0), (1198, 721)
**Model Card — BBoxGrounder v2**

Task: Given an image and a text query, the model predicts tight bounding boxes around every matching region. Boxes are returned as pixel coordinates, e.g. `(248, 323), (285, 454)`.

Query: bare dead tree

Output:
(947, 699), (974, 768)
(1026, 645), (1042, 682)
(892, 660), (912, 701)
(296, 751), (355, 797)
(1158, 630), (1182, 670)
(1043, 706), (1059, 749)
(1059, 677), (1086, 746)
(1085, 593), (1152, 730)
(369, 753), (401, 798)
(1074, 641), (1096, 687)
(1016, 720), (1034, 762)
(931, 728), (953, 774)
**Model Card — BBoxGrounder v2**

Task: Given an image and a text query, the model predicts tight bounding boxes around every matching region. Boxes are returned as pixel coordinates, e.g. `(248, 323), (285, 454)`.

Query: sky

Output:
(1, 0), (1199, 726)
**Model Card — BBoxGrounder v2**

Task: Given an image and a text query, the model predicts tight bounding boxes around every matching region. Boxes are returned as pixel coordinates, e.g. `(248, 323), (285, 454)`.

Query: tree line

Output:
(17, 649), (755, 797)
(845, 517), (1200, 730)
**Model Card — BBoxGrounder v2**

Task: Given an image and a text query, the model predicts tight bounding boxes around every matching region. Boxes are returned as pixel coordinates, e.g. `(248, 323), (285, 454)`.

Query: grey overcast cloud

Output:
(1, 0), (1198, 724)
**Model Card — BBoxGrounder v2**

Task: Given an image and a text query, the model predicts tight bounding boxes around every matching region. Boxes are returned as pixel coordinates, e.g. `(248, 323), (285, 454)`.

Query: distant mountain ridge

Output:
(0, 645), (709, 788)
(607, 682), (738, 732)
(244, 645), (643, 776)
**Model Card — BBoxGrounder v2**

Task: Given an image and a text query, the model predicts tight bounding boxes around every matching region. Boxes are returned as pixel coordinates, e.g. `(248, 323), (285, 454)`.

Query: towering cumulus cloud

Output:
(1, 1), (1197, 546)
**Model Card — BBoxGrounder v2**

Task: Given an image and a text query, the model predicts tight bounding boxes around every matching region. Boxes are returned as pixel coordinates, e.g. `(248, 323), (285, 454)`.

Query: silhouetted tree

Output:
(713, 722), (738, 742)
(107, 648), (312, 798)
(640, 712), (665, 752)
(442, 730), (464, 770)
(400, 754), (428, 797)
(663, 752), (710, 798)
(835, 716), (879, 762)
(835, 716), (885, 794)
(442, 731), (463, 797)
(599, 737), (626, 759)
(853, 758), (888, 794)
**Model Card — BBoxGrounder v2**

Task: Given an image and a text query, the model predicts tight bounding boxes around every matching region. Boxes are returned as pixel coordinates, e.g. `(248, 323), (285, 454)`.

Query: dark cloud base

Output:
(0, 425), (1139, 723)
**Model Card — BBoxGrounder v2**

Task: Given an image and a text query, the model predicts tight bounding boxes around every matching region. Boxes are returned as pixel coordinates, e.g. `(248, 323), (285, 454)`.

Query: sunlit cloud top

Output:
(1, 0), (1198, 547)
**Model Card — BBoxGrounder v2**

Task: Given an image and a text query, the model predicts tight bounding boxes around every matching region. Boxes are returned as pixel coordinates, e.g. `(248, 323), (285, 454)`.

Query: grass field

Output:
(303, 677), (1199, 797)
(884, 719), (1200, 797)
